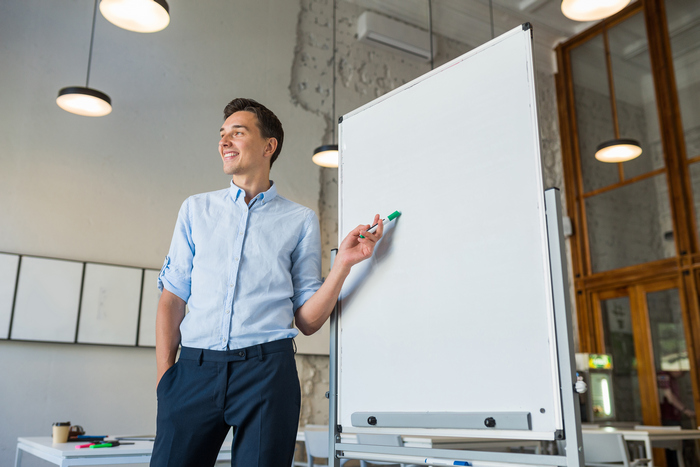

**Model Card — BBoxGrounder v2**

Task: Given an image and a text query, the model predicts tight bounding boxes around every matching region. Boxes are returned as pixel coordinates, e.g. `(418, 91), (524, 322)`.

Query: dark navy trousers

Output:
(151, 338), (301, 467)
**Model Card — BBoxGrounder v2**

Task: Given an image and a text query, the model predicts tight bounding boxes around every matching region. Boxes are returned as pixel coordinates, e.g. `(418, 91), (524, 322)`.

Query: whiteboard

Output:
(337, 26), (561, 439)
(138, 269), (160, 347)
(11, 256), (83, 343)
(77, 263), (142, 346)
(0, 253), (20, 339)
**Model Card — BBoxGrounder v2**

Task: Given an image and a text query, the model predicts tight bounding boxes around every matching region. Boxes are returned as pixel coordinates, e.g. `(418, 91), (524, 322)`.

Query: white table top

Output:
(17, 437), (232, 459)
(581, 426), (700, 441)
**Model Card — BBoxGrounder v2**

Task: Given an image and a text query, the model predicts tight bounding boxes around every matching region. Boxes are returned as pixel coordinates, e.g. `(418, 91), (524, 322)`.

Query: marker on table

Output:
(359, 210), (401, 238)
(423, 459), (471, 466)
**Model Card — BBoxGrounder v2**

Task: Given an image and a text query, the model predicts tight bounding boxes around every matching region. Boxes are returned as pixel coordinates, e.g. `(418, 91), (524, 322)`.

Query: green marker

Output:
(359, 210), (401, 238)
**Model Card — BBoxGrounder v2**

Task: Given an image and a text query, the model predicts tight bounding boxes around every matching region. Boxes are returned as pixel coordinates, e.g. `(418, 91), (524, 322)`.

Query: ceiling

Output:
(345, 0), (604, 71)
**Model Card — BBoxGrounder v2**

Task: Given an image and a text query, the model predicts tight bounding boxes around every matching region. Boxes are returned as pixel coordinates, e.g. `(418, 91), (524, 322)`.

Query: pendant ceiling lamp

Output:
(312, 0), (339, 168)
(593, 25), (642, 163)
(313, 145), (340, 168)
(561, 0), (631, 22)
(57, 0), (112, 117)
(595, 138), (643, 163)
(100, 0), (170, 33)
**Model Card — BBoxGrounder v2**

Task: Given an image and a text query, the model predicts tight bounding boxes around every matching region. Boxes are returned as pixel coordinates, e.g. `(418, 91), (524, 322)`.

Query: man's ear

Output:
(264, 138), (278, 159)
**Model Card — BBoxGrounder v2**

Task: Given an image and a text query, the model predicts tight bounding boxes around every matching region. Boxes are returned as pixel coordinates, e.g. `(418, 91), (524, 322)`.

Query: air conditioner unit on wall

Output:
(357, 11), (437, 62)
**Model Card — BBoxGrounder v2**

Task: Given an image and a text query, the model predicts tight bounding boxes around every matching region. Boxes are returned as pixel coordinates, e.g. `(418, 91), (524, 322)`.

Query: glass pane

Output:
(586, 174), (675, 272)
(571, 35), (619, 193)
(666, 0), (700, 159)
(601, 296), (643, 422)
(607, 12), (664, 179)
(689, 163), (700, 240)
(647, 288), (696, 428)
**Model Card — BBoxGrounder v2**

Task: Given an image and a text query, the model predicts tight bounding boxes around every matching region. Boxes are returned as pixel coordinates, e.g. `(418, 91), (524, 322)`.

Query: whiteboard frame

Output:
(77, 263), (142, 346)
(0, 253), (20, 339)
(11, 256), (84, 343)
(328, 24), (584, 467)
(138, 269), (161, 347)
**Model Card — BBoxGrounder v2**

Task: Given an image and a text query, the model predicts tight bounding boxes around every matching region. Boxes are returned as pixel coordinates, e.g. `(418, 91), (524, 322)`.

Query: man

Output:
(151, 98), (382, 467)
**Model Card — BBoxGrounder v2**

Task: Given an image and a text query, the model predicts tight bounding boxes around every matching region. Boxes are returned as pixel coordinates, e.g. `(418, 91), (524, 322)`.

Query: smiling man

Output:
(150, 98), (383, 467)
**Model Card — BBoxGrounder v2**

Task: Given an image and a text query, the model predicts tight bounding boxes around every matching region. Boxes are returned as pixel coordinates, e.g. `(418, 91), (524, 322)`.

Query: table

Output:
(17, 433), (540, 467)
(15, 437), (232, 467)
(582, 426), (700, 467)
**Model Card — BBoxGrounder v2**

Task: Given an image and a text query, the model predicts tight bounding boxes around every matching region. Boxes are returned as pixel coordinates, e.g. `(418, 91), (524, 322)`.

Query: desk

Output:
(18, 434), (539, 467)
(582, 427), (700, 467)
(15, 437), (232, 467)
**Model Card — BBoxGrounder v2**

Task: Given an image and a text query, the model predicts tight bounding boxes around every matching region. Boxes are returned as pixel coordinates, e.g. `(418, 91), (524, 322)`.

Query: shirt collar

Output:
(229, 180), (278, 207)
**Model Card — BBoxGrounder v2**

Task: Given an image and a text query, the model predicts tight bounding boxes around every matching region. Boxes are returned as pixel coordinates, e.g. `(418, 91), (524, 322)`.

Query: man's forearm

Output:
(295, 215), (383, 336)
(155, 289), (186, 385)
(295, 262), (351, 336)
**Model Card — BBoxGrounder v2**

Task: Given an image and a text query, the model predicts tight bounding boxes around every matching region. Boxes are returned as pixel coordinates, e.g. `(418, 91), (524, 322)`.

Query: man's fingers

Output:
(375, 218), (384, 238)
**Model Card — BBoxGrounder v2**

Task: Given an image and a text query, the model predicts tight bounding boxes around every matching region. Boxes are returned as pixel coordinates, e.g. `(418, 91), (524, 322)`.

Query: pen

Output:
(423, 459), (471, 466)
(359, 210), (401, 238)
(75, 443), (95, 449)
(90, 443), (113, 448)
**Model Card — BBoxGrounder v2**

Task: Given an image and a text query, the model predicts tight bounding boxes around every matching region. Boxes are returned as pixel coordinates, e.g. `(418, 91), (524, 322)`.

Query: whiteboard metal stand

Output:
(327, 188), (584, 467)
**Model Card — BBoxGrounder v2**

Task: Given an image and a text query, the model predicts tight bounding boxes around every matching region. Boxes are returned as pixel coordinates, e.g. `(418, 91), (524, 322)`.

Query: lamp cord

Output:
(428, 0), (434, 71)
(489, 0), (495, 39)
(332, 0), (337, 145)
(86, 0), (99, 87)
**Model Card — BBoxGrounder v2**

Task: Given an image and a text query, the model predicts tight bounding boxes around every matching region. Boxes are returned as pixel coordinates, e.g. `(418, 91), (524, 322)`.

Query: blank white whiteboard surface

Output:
(337, 26), (561, 439)
(138, 269), (160, 347)
(0, 253), (20, 339)
(11, 256), (83, 342)
(78, 263), (142, 346)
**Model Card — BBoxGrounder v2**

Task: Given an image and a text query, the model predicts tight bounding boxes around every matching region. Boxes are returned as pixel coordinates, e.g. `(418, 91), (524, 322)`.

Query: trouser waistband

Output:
(179, 338), (293, 364)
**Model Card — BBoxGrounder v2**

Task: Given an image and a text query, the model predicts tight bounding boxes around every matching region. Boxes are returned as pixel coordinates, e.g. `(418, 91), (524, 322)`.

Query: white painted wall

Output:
(0, 0), (323, 464)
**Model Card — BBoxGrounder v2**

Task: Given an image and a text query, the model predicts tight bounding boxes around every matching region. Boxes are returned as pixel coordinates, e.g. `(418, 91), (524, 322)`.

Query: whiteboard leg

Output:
(329, 248), (341, 467)
(544, 188), (584, 467)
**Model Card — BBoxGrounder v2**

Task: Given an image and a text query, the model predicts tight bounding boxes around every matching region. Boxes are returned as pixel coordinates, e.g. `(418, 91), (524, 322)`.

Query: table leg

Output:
(676, 448), (686, 467)
(645, 438), (655, 467)
(14, 444), (23, 467)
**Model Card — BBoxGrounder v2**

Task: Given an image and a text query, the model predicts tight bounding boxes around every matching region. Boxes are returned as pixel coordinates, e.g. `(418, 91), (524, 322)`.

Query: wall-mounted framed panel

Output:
(11, 256), (83, 343)
(77, 263), (142, 346)
(0, 253), (20, 339)
(138, 269), (160, 347)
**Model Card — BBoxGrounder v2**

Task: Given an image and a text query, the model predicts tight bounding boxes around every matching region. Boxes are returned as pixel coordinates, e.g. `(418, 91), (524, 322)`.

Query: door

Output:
(593, 279), (697, 467)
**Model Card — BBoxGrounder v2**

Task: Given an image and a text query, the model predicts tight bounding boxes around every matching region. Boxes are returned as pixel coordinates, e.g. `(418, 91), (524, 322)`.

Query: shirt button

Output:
(239, 232), (243, 236)
(226, 310), (230, 314)
(235, 257), (240, 261)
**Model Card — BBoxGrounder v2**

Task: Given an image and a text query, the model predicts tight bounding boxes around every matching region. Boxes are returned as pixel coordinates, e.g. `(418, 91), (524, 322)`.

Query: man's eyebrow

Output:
(220, 125), (249, 133)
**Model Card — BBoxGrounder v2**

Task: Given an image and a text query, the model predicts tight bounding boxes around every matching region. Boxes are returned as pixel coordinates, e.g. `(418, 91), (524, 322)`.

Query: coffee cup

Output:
(52, 422), (71, 443)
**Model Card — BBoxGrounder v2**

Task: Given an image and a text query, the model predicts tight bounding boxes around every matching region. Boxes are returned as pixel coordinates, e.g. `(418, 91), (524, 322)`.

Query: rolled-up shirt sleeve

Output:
(290, 210), (323, 311)
(158, 198), (195, 303)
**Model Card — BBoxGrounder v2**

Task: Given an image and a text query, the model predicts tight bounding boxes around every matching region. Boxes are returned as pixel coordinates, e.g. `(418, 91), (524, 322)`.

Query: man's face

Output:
(219, 111), (275, 177)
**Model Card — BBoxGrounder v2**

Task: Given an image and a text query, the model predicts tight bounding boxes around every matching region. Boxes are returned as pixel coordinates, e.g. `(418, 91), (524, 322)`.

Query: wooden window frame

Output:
(554, 0), (700, 427)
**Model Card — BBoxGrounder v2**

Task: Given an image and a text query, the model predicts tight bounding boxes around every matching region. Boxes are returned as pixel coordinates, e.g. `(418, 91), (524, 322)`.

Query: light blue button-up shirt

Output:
(158, 181), (323, 350)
